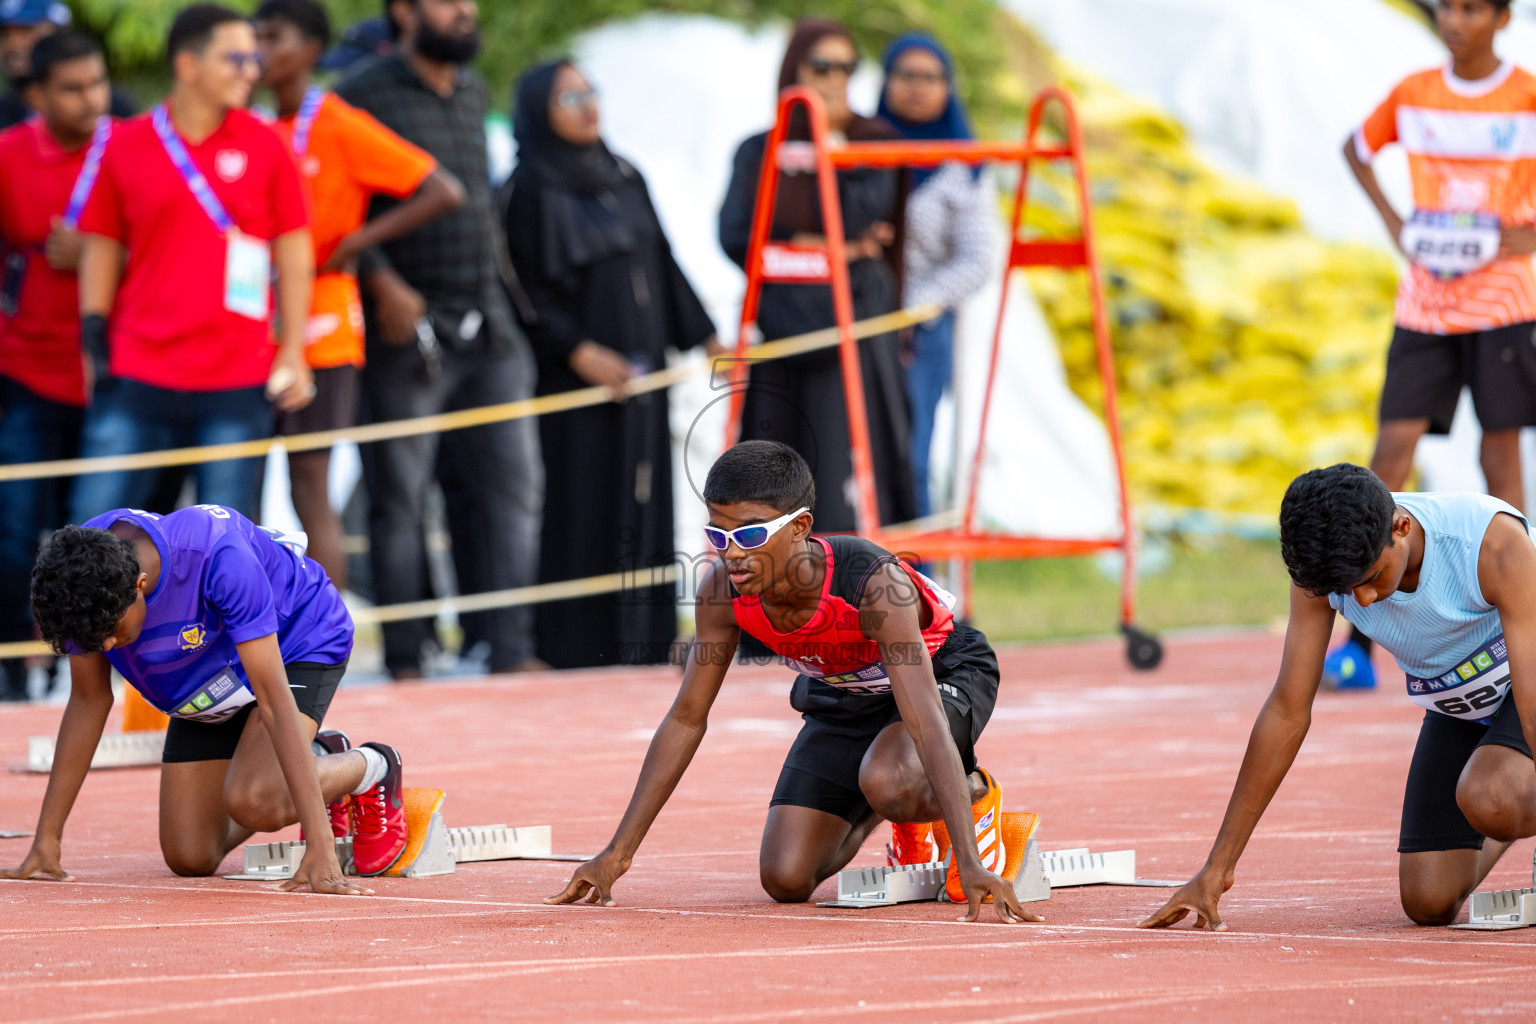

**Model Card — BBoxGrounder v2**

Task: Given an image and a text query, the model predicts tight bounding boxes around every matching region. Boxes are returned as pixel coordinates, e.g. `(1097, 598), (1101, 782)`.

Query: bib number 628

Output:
(1434, 684), (1503, 717)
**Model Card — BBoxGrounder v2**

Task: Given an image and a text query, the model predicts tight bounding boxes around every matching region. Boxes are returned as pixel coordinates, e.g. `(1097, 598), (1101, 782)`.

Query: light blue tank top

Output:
(1328, 492), (1530, 722)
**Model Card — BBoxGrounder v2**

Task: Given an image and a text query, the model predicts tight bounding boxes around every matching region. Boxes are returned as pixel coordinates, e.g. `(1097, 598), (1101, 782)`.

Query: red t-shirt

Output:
(0, 119), (95, 406)
(79, 108), (309, 391)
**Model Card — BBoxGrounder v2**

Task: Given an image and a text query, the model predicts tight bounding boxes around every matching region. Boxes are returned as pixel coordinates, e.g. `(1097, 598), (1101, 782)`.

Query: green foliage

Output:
(67, 0), (1014, 125)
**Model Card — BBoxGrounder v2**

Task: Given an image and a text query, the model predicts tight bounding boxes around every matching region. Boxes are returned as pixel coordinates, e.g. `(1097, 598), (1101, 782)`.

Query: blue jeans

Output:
(70, 379), (271, 523)
(904, 311), (955, 519)
(0, 376), (82, 645)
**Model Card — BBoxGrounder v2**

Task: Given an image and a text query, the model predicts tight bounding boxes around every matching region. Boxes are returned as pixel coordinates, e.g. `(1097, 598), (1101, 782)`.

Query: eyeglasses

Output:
(554, 87), (599, 110)
(891, 69), (946, 86)
(221, 51), (266, 72)
(805, 58), (858, 78)
(703, 507), (809, 551)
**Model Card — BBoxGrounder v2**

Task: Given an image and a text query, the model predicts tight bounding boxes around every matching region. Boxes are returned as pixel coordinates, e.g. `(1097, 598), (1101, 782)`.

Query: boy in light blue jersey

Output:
(4, 505), (408, 891)
(1143, 464), (1536, 930)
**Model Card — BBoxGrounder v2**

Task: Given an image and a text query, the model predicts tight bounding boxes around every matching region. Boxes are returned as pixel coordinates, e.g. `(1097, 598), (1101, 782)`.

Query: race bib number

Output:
(1400, 211), (1500, 280)
(224, 229), (270, 320)
(789, 657), (892, 696)
(170, 667), (256, 723)
(1406, 633), (1510, 723)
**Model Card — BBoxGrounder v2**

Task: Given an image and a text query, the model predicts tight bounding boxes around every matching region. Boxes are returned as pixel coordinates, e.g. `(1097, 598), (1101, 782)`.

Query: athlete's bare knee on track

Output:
(161, 842), (225, 878)
(1400, 883), (1465, 926)
(759, 864), (817, 903)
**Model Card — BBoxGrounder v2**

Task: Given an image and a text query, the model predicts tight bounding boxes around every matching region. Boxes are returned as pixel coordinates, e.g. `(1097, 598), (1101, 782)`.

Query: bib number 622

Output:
(1434, 684), (1503, 717)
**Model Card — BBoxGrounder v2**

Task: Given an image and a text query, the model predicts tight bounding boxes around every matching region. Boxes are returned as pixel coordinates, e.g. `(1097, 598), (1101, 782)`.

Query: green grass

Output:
(969, 535), (1291, 644)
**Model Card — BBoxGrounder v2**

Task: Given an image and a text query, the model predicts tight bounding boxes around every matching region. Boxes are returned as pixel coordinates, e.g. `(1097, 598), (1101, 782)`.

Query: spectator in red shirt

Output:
(0, 30), (111, 700)
(70, 3), (315, 524)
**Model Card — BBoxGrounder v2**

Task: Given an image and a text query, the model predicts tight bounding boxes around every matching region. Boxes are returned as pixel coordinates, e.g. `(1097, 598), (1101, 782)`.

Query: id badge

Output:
(0, 249), (26, 317)
(1399, 211), (1501, 280)
(224, 229), (270, 320)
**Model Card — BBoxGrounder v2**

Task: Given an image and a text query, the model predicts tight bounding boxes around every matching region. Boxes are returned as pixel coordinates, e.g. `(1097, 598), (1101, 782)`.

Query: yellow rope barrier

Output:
(0, 303), (943, 660)
(0, 304), (940, 483)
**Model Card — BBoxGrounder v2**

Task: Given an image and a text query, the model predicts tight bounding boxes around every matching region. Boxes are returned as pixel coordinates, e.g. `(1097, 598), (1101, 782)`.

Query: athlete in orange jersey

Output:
(1334, 0), (1536, 690)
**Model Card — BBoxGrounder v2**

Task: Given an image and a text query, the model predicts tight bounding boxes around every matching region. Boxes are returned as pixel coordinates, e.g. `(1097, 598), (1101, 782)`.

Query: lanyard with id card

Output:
(151, 105), (269, 321)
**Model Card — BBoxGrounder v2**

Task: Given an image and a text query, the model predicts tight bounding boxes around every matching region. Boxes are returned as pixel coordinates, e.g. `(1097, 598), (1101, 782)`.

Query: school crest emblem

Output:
(214, 149), (247, 182)
(180, 625), (206, 650)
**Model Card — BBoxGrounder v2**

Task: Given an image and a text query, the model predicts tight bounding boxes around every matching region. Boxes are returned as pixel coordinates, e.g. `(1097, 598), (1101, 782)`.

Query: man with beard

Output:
(333, 0), (542, 679)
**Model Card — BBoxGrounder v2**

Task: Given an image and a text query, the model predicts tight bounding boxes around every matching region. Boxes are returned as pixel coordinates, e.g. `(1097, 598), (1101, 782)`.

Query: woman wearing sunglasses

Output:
(549, 440), (1031, 923)
(503, 60), (725, 670)
(717, 19), (915, 536)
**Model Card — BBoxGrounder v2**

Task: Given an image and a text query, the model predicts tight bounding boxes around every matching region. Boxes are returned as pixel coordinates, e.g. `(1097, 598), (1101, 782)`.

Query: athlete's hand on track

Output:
(280, 849), (373, 896)
(956, 864), (1043, 924)
(1, 842), (74, 882)
(545, 851), (630, 908)
(1138, 866), (1231, 931)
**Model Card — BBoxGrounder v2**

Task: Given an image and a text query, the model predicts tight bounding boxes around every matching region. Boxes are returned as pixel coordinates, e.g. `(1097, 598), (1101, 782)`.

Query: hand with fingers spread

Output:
(956, 863), (1043, 924)
(280, 847), (373, 896)
(546, 850), (630, 908)
(1, 840), (74, 883)
(1138, 866), (1231, 931)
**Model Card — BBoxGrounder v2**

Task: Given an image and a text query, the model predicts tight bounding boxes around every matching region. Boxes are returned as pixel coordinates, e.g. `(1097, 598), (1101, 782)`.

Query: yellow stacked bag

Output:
(1021, 69), (1398, 517)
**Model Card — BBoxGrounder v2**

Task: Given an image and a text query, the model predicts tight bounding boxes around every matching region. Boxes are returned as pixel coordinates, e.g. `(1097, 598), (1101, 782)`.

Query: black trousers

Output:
(362, 336), (543, 674)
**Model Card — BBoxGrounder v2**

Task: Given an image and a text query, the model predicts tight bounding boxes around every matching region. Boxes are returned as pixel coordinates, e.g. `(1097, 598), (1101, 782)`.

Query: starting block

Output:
(1451, 887), (1536, 931)
(26, 730), (165, 772)
(1040, 848), (1184, 888)
(820, 811), (1050, 908)
(224, 788), (577, 882)
(1451, 847), (1536, 930)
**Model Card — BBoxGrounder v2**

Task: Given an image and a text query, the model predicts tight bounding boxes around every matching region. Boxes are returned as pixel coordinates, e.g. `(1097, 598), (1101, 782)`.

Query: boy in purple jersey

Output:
(3, 504), (408, 891)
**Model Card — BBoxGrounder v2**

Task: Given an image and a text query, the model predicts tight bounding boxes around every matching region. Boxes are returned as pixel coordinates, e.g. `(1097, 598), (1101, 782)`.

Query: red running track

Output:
(2, 632), (1535, 1023)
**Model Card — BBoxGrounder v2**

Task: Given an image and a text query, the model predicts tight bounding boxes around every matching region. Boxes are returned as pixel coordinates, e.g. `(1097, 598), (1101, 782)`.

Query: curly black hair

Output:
(30, 525), (141, 655)
(1279, 464), (1396, 597)
(703, 440), (816, 516)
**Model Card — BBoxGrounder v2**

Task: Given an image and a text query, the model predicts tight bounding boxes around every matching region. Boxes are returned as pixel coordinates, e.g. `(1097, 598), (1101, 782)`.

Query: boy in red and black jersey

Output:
(549, 440), (1032, 923)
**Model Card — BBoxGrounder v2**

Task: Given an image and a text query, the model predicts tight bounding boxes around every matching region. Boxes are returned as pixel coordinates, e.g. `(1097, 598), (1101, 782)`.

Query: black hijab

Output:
(510, 60), (636, 281)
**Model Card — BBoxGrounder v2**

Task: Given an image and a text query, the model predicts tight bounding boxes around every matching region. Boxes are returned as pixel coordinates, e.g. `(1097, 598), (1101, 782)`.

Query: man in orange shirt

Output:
(255, 0), (463, 590)
(1334, 0), (1536, 691)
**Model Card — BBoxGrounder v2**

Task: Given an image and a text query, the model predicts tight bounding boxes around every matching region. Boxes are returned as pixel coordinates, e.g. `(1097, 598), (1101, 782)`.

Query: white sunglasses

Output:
(703, 507), (809, 551)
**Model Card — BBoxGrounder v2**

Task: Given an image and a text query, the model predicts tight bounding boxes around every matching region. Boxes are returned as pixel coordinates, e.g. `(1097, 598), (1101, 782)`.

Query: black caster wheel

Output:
(1122, 625), (1163, 671)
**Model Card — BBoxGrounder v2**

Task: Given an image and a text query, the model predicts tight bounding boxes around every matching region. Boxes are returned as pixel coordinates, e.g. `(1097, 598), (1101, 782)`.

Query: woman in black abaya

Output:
(505, 60), (722, 669)
(717, 19), (915, 532)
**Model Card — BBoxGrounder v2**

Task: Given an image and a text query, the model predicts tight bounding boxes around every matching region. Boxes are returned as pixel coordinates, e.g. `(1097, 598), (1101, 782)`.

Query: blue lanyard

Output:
(151, 104), (234, 235)
(290, 86), (324, 158)
(61, 116), (112, 230)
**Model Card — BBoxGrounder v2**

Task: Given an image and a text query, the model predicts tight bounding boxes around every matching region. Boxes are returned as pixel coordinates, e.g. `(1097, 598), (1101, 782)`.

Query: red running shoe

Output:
(300, 729), (353, 841)
(351, 742), (407, 876)
(887, 821), (937, 867)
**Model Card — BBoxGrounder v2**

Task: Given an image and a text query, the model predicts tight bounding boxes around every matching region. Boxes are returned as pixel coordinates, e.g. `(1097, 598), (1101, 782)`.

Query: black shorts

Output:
(770, 623), (1000, 824)
(275, 365), (359, 437)
(1379, 322), (1536, 434)
(1399, 691), (1532, 853)
(160, 660), (346, 764)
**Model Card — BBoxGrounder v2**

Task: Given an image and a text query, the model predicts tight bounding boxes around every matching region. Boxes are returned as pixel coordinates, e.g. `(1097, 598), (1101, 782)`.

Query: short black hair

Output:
(28, 30), (100, 85)
(704, 440), (816, 515)
(254, 0), (331, 49)
(30, 525), (141, 655)
(167, 3), (248, 67)
(1279, 464), (1396, 597)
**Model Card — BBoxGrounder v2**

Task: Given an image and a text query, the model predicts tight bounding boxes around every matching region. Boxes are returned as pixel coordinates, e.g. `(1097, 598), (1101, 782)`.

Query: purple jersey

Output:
(82, 506), (353, 720)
